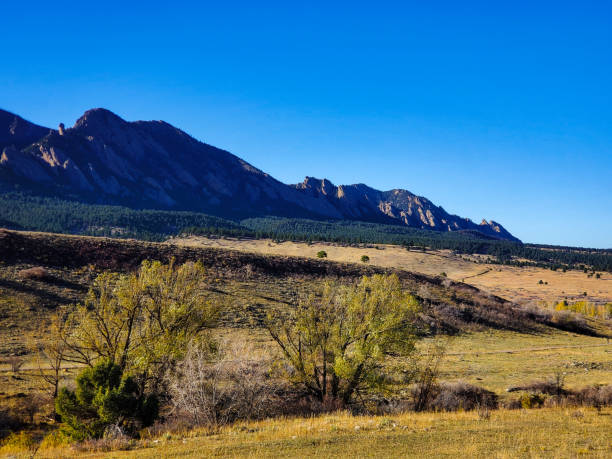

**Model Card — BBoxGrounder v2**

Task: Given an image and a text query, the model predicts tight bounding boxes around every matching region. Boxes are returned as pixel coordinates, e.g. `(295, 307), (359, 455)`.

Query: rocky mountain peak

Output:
(296, 177), (338, 196)
(0, 107), (520, 242)
(73, 108), (128, 132)
(0, 109), (51, 150)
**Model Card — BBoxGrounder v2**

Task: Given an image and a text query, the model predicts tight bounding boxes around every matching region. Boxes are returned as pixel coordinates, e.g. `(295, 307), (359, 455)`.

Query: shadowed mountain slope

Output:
(0, 108), (519, 241)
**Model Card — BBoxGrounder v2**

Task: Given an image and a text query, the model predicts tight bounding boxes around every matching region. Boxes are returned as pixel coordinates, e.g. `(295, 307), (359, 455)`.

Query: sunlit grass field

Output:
(8, 408), (609, 458)
(3, 328), (610, 405)
(172, 236), (612, 305)
(3, 328), (610, 457)
(1, 232), (611, 458)
(432, 330), (612, 395)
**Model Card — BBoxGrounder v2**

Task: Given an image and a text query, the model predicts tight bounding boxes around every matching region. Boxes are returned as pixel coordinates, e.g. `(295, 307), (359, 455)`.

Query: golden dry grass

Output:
(468, 266), (612, 306)
(170, 236), (612, 305)
(6, 328), (607, 407)
(211, 327), (612, 397)
(10, 408), (611, 458)
(431, 330), (612, 394)
(170, 236), (480, 278)
(2, 233), (611, 458)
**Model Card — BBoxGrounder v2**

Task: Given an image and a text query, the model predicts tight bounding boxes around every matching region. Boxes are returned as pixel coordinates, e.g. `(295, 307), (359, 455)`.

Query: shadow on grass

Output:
(0, 278), (74, 306)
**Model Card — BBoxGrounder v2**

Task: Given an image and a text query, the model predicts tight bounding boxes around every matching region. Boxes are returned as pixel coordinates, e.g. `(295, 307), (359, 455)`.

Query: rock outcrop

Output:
(293, 177), (519, 241)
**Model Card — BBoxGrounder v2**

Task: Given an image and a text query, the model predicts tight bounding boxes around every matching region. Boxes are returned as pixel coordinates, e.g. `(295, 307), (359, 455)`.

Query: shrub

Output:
(0, 431), (35, 453)
(71, 434), (135, 453)
(55, 360), (158, 440)
(543, 385), (612, 409)
(507, 383), (612, 409)
(16, 393), (48, 424)
(316, 251), (327, 258)
(511, 376), (567, 397)
(39, 430), (71, 449)
(520, 303), (552, 323)
(167, 340), (277, 427)
(0, 409), (22, 440)
(520, 393), (546, 409)
(17, 266), (49, 280)
(360, 255), (370, 263)
(7, 356), (25, 373)
(550, 310), (590, 334)
(429, 382), (498, 412)
(277, 392), (346, 417)
(573, 385), (612, 408)
(410, 341), (447, 412)
(477, 403), (491, 420)
(554, 300), (611, 320)
(410, 381), (498, 412)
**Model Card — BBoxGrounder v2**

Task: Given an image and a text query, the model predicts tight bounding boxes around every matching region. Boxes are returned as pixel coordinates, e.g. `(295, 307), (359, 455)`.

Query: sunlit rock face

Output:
(293, 177), (519, 241)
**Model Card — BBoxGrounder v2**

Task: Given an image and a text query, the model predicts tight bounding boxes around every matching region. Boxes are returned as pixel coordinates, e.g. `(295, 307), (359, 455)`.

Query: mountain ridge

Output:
(0, 108), (520, 242)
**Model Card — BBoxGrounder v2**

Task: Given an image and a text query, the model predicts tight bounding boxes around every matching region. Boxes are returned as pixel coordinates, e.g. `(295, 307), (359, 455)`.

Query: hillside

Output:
(1, 229), (610, 458)
(0, 228), (608, 358)
(172, 236), (612, 306)
(0, 108), (517, 241)
(0, 193), (610, 273)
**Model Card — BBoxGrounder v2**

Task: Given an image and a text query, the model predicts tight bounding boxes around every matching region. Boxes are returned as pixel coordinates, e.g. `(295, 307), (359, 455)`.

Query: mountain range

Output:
(0, 108), (519, 242)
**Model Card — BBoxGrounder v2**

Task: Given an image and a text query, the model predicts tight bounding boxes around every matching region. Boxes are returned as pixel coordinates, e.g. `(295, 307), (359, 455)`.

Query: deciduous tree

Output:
(266, 274), (421, 404)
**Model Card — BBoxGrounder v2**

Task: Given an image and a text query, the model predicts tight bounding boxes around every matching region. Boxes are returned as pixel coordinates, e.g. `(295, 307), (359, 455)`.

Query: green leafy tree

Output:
(361, 255), (370, 263)
(55, 360), (158, 440)
(266, 274), (421, 404)
(316, 250), (327, 258)
(60, 260), (220, 393)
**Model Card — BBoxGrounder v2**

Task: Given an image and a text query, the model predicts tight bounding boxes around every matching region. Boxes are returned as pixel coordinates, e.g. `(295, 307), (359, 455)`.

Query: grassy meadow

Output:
(3, 408), (610, 458)
(0, 230), (611, 457)
(171, 236), (612, 305)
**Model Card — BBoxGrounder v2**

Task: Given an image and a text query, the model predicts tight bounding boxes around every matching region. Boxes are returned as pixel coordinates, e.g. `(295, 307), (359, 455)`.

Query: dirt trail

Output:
(461, 268), (492, 281)
(445, 342), (611, 356)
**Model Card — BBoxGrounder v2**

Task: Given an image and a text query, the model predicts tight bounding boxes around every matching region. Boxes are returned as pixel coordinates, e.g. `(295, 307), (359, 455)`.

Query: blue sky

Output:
(2, 1), (611, 247)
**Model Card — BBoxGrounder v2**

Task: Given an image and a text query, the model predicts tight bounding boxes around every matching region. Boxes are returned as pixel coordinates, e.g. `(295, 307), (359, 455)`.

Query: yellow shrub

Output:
(39, 430), (71, 449)
(553, 300), (611, 319)
(0, 431), (36, 453)
(520, 393), (545, 409)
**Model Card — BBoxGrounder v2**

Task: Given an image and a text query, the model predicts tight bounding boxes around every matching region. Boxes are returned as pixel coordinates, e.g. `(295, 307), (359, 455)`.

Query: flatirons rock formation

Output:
(0, 108), (519, 241)
(293, 177), (519, 241)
